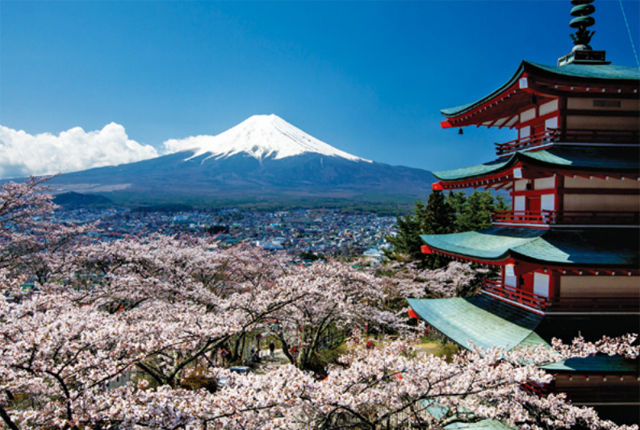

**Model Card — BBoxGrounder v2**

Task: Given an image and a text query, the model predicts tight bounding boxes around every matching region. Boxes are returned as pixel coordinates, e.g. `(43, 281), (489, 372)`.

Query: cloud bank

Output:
(0, 123), (159, 179)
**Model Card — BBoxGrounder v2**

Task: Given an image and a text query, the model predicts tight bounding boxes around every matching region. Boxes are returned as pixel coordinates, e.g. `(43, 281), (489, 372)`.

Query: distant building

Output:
(409, 2), (639, 424)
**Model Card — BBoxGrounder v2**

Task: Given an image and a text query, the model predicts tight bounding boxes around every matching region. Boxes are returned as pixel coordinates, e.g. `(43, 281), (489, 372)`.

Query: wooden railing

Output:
(495, 129), (554, 156)
(492, 210), (553, 224)
(483, 279), (549, 311)
(495, 128), (639, 157)
(482, 280), (640, 313)
(492, 210), (640, 226)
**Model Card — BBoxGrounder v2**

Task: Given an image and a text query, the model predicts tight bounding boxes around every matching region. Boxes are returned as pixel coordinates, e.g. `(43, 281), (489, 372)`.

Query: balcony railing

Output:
(492, 210), (640, 226)
(495, 130), (555, 156)
(495, 128), (640, 157)
(483, 279), (549, 311)
(482, 280), (640, 313)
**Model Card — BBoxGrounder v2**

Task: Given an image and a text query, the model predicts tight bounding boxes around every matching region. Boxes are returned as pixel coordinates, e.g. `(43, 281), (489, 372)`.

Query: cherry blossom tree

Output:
(0, 176), (89, 282)
(0, 178), (637, 430)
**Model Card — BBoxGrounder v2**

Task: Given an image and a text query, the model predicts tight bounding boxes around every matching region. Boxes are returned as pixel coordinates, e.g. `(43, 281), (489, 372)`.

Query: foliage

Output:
(386, 190), (509, 266)
(0, 179), (637, 430)
(451, 190), (509, 233)
(385, 191), (455, 268)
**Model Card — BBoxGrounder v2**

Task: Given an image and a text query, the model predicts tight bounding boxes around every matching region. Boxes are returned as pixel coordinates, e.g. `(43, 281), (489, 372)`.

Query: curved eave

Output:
(421, 227), (544, 263)
(434, 145), (640, 186)
(407, 297), (640, 373)
(433, 158), (517, 185)
(421, 227), (639, 268)
(440, 61), (640, 128)
(441, 62), (527, 118)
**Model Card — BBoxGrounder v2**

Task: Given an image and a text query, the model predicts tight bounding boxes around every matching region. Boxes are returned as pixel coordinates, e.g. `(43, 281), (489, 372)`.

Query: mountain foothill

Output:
(44, 115), (437, 211)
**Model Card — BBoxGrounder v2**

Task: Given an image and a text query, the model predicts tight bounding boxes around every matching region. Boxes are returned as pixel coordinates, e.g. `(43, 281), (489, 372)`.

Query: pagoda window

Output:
(567, 97), (636, 111)
(520, 108), (536, 123)
(503, 266), (517, 288)
(541, 194), (555, 212)
(539, 99), (559, 116)
(533, 272), (550, 298)
(566, 114), (640, 131)
(514, 179), (531, 191)
(545, 116), (558, 129)
(534, 177), (555, 190)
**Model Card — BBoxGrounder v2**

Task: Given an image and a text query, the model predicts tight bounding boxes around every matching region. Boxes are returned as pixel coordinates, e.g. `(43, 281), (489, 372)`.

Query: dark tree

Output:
(387, 190), (511, 266)
(386, 191), (455, 268)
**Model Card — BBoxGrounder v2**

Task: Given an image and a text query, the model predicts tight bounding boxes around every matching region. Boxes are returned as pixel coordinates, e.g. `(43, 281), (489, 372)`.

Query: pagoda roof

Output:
(441, 61), (640, 119)
(434, 145), (640, 183)
(421, 227), (639, 267)
(407, 295), (639, 373)
(444, 421), (513, 430)
(407, 295), (546, 351)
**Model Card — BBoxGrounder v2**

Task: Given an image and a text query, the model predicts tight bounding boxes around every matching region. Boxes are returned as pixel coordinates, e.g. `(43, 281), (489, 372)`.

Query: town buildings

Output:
(408, 1), (639, 424)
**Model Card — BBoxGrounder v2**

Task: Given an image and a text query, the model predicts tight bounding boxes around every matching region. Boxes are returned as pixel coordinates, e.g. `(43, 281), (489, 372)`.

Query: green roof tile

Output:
(408, 296), (639, 373)
(422, 227), (639, 267)
(531, 62), (640, 81)
(445, 420), (514, 430)
(522, 145), (640, 170)
(434, 159), (512, 181)
(442, 61), (640, 117)
(543, 355), (639, 372)
(511, 229), (639, 266)
(434, 145), (639, 182)
(421, 227), (544, 261)
(407, 295), (546, 351)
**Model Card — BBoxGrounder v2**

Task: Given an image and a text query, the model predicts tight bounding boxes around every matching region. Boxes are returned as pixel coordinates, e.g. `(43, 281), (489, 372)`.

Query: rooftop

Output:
(421, 226), (639, 267)
(441, 61), (640, 120)
(433, 144), (640, 182)
(408, 295), (639, 373)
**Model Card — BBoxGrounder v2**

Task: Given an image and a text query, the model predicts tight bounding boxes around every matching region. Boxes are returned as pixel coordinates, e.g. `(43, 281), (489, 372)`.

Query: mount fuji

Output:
(47, 115), (436, 210)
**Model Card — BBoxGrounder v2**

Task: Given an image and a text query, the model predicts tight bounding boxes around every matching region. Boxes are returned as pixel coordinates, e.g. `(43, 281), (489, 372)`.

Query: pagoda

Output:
(408, 0), (639, 424)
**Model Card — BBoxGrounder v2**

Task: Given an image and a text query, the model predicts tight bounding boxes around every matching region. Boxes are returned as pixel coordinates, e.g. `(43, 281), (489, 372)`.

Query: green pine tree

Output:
(456, 190), (495, 232)
(387, 190), (512, 266)
(386, 190), (456, 268)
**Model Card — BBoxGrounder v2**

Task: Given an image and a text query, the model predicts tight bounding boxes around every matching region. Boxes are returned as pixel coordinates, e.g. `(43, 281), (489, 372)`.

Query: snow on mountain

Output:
(163, 114), (371, 163)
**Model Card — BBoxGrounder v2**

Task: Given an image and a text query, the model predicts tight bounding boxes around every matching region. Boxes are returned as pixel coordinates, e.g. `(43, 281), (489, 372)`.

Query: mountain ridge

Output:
(44, 115), (435, 211)
(164, 114), (370, 163)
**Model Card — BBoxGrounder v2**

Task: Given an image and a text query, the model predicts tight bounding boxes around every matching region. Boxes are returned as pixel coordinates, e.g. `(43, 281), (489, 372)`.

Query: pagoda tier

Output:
(440, 61), (639, 139)
(420, 226), (639, 315)
(413, 3), (640, 424)
(432, 144), (640, 228)
(407, 296), (640, 421)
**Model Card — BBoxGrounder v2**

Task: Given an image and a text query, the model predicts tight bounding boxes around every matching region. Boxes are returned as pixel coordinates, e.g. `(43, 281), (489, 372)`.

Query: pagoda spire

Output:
(569, 0), (596, 49)
(558, 0), (608, 65)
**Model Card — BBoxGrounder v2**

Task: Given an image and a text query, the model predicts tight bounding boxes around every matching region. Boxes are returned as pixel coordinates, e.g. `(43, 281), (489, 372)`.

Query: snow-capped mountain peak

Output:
(163, 114), (371, 163)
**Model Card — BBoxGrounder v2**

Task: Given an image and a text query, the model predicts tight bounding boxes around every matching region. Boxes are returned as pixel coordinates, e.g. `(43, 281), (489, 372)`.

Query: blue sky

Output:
(1, 0), (638, 176)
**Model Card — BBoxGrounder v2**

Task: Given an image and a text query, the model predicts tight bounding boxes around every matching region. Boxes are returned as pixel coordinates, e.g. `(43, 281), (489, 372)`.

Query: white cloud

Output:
(0, 123), (159, 179)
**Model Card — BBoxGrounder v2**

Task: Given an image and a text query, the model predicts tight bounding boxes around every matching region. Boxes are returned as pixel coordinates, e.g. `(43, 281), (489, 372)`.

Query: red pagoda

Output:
(408, 0), (639, 424)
